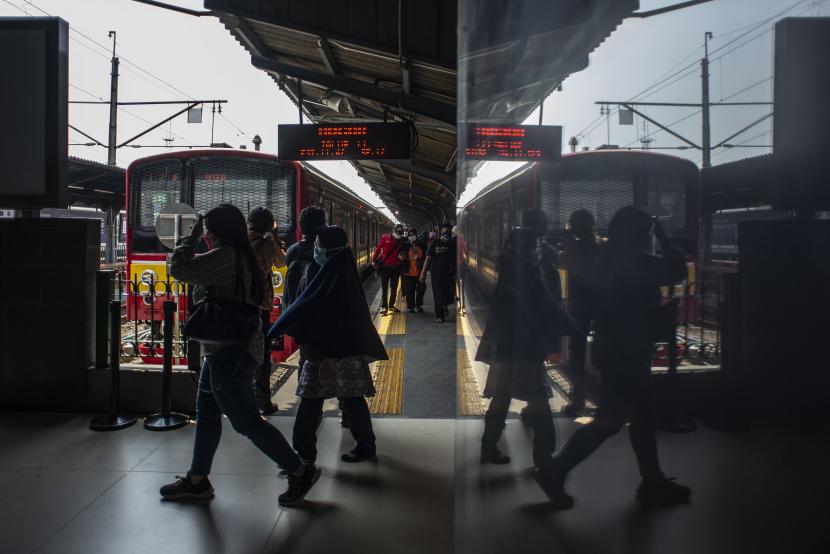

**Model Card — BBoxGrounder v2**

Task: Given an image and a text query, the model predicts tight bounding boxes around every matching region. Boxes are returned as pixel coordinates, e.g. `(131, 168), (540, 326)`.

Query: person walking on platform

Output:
(559, 209), (599, 417)
(161, 204), (319, 507)
(248, 207), (285, 416)
(372, 223), (407, 315)
(401, 227), (426, 313)
(517, 209), (564, 426)
(270, 226), (387, 465)
(420, 223), (455, 323)
(543, 206), (692, 509)
(475, 227), (579, 508)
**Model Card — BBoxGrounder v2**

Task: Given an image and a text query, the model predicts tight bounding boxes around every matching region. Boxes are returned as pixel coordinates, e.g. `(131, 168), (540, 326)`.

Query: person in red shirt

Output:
(372, 223), (406, 315)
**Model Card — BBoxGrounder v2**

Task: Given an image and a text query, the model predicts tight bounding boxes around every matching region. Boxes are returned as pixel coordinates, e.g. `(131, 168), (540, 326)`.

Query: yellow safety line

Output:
(368, 347), (404, 414)
(456, 349), (484, 416)
(376, 296), (406, 335)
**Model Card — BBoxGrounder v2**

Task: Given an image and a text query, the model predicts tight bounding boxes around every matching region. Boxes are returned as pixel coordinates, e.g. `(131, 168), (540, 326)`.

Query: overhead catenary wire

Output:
(7, 0), (257, 144)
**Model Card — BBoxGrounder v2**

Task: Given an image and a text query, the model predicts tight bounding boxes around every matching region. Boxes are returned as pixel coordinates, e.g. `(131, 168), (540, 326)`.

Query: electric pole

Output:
(107, 31), (119, 166)
(701, 31), (712, 168)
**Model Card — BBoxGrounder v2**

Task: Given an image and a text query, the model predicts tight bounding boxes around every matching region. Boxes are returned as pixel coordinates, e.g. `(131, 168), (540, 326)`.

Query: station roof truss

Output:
(204, 0), (644, 214)
(205, 0), (457, 228)
(67, 157), (126, 211)
(457, 0), (639, 196)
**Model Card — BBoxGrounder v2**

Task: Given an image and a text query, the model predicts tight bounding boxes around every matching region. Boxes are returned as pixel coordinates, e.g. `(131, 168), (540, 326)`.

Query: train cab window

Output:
(131, 159), (184, 229)
(643, 175), (687, 235)
(189, 157), (295, 232)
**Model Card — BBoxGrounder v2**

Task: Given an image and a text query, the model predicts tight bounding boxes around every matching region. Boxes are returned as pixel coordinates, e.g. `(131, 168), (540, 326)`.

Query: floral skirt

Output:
(296, 354), (377, 399)
(482, 360), (552, 401)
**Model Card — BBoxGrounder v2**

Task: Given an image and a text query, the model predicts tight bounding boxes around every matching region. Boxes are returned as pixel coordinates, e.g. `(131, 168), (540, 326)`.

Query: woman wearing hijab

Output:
(475, 226), (579, 508)
(160, 204), (319, 507)
(270, 225), (388, 465)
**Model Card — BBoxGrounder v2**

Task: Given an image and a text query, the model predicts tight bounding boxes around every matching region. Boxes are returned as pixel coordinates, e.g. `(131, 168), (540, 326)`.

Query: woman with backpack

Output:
(247, 207), (285, 415)
(270, 225), (387, 465)
(160, 203), (319, 507)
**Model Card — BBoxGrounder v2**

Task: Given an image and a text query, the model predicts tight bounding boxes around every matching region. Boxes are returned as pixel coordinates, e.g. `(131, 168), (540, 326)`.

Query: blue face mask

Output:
(313, 245), (327, 266)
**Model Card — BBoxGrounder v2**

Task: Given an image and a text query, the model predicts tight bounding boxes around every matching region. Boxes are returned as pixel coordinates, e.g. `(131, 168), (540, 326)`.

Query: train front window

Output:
(644, 177), (687, 234)
(131, 159), (183, 229)
(189, 158), (295, 232)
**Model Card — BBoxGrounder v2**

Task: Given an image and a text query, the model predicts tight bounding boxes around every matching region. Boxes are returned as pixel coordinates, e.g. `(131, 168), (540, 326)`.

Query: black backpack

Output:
(284, 256), (319, 305)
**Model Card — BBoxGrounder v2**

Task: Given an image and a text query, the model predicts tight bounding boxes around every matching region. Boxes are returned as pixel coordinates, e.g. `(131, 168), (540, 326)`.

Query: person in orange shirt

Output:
(401, 228), (426, 313)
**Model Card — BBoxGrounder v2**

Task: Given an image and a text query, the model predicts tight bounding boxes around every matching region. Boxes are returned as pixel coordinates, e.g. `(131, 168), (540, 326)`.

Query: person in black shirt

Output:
(541, 206), (692, 509)
(420, 223), (455, 323)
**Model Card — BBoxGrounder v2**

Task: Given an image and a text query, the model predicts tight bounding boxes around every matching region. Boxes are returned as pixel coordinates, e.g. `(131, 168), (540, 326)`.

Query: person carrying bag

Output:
(160, 203), (320, 508)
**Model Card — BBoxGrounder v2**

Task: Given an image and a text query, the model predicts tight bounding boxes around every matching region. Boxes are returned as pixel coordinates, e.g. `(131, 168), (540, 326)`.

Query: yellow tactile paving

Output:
(457, 312), (482, 337)
(368, 347), (405, 414)
(457, 348), (485, 416)
(376, 297), (406, 335)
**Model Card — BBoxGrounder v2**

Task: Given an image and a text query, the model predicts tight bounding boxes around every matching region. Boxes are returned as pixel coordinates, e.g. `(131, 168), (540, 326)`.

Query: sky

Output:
(1, 0), (826, 216)
(458, 0), (828, 206)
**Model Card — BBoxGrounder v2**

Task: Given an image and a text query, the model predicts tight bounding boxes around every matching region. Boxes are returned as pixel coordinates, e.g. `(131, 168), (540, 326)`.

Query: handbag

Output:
(185, 293), (260, 346)
(184, 254), (260, 346)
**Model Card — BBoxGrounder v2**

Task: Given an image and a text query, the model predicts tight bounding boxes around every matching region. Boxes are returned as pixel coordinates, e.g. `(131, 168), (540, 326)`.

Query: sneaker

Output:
(390, 306), (400, 313)
(434, 317), (444, 323)
(561, 402), (584, 418)
(636, 476), (691, 507)
(380, 308), (388, 316)
(480, 445), (511, 465)
(258, 402), (279, 416)
(415, 306), (423, 313)
(534, 465), (574, 510)
(278, 463), (321, 507)
(160, 472), (214, 500)
(341, 448), (378, 463)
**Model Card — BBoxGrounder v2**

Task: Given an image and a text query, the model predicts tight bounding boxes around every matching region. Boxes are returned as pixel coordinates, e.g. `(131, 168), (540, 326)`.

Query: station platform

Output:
(1, 412), (827, 553)
(1, 277), (828, 553)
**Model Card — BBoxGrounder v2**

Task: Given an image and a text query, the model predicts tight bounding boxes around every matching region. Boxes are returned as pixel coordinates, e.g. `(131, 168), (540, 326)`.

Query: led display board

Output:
(278, 123), (411, 160)
(464, 124), (562, 161)
(0, 17), (68, 208)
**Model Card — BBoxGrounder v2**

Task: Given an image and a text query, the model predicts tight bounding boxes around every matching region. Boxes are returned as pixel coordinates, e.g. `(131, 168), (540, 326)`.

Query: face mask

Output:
(408, 235), (416, 242)
(313, 245), (327, 266)
(441, 232), (451, 241)
(393, 232), (402, 240)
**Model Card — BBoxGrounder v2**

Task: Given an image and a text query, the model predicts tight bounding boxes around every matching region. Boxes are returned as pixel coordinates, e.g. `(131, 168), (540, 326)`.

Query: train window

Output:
(189, 158), (295, 231)
(643, 175), (687, 233)
(483, 206), (500, 253)
(131, 159), (183, 229)
(540, 172), (633, 235)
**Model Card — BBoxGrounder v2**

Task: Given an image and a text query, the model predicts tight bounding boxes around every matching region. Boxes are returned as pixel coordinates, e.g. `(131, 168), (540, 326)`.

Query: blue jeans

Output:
(190, 346), (301, 476)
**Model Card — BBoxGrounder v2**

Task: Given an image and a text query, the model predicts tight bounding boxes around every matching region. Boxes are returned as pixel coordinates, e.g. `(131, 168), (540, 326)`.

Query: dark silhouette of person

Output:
(420, 222), (456, 323)
(475, 226), (579, 507)
(542, 206), (692, 509)
(270, 225), (388, 464)
(560, 209), (600, 416)
(247, 207), (285, 415)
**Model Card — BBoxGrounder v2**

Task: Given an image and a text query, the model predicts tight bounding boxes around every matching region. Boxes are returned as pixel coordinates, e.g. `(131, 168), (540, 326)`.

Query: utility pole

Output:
(107, 31), (119, 166)
(701, 31), (713, 168)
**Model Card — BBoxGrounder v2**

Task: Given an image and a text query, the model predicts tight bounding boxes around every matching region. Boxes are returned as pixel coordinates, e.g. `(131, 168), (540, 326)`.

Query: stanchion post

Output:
(95, 270), (114, 369)
(144, 300), (189, 431)
(89, 300), (137, 431)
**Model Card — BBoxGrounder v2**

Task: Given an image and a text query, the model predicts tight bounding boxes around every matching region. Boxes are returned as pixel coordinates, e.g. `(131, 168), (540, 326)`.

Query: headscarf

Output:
(475, 227), (579, 363)
(268, 225), (388, 361)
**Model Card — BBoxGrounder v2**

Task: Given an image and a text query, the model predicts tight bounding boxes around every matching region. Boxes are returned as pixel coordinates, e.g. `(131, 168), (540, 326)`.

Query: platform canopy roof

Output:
(204, 0), (642, 220)
(67, 157), (126, 211)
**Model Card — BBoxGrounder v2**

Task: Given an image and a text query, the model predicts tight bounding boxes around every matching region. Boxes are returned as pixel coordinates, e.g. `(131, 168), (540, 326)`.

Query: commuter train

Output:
(125, 149), (392, 363)
(458, 149), (701, 318)
(38, 207), (126, 265)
